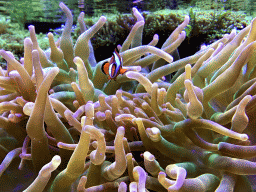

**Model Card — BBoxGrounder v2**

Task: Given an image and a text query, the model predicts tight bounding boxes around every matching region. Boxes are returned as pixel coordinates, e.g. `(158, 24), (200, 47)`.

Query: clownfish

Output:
(101, 49), (128, 81)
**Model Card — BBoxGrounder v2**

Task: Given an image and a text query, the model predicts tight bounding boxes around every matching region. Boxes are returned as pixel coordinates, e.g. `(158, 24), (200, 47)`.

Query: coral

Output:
(0, 1), (256, 192)
(85, 9), (249, 60)
(0, 16), (54, 67)
(0, 8), (249, 64)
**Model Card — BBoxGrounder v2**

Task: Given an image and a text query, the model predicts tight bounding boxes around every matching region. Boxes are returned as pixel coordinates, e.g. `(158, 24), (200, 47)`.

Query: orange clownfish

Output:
(101, 49), (128, 80)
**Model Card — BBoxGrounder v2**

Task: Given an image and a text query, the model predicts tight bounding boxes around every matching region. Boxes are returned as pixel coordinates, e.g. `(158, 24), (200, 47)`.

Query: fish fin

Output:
(110, 55), (115, 64)
(114, 49), (122, 64)
(110, 63), (117, 78)
(119, 68), (128, 74)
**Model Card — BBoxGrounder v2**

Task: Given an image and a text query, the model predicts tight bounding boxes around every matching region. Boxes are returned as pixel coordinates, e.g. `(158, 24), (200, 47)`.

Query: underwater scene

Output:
(0, 0), (256, 191)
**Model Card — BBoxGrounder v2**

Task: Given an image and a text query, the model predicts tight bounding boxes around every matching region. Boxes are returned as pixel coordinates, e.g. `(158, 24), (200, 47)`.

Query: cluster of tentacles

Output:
(0, 1), (256, 192)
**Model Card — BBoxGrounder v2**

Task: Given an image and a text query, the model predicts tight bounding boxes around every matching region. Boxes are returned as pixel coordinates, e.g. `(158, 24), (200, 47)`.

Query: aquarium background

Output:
(1, 0), (256, 24)
(0, 0), (256, 191)
(0, 0), (254, 64)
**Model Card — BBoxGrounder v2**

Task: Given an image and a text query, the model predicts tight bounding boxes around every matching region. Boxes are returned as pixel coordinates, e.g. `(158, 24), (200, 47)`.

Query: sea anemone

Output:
(0, 2), (256, 192)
